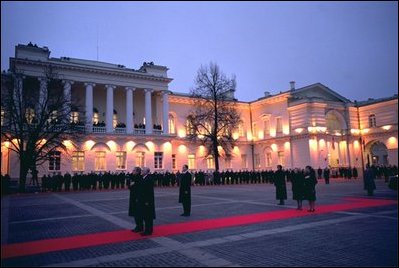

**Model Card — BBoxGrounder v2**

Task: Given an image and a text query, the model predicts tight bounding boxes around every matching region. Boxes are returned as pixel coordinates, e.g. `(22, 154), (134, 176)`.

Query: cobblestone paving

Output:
(1, 178), (397, 267)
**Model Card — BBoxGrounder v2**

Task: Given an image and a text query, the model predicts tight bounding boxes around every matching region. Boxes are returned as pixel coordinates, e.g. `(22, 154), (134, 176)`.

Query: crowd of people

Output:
(0, 164), (397, 195)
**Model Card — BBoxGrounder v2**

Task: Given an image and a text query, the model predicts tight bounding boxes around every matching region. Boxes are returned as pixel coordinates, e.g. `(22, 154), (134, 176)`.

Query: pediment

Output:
(290, 83), (350, 103)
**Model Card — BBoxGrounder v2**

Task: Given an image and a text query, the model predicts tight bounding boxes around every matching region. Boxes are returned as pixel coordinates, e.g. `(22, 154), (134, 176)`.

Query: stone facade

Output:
(1, 44), (398, 177)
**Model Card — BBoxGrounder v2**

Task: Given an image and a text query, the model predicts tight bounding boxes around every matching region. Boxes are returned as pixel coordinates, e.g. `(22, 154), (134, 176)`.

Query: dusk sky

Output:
(1, 1), (398, 102)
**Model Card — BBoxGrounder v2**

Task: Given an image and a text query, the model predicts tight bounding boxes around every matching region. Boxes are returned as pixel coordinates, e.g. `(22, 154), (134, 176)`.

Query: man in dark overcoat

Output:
(274, 165), (287, 205)
(178, 164), (192, 216)
(129, 167), (143, 233)
(139, 167), (156, 236)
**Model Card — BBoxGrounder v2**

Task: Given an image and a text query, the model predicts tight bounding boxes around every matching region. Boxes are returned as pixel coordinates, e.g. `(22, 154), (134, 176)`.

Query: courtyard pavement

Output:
(1, 178), (397, 267)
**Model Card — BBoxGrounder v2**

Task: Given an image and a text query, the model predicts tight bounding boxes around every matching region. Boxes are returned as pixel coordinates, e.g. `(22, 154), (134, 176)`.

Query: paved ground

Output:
(1, 178), (397, 267)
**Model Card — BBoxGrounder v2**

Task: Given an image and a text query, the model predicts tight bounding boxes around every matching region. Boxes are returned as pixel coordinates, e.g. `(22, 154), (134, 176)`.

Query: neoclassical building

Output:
(1, 44), (398, 177)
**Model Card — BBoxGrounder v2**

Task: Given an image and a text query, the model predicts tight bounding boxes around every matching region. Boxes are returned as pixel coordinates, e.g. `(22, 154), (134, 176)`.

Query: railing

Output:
(93, 126), (106, 133)
(153, 129), (163, 135)
(134, 128), (146, 135)
(114, 127), (126, 134)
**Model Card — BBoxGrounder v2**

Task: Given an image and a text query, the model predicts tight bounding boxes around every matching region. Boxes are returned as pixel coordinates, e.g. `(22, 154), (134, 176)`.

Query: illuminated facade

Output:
(1, 44), (398, 177)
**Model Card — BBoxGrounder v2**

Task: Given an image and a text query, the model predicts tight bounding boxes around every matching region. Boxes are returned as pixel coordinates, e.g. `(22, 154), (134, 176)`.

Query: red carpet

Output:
(1, 197), (396, 259)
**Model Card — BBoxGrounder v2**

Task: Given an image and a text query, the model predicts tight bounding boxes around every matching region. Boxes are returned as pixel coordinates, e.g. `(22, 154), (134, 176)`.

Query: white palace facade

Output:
(1, 44), (398, 178)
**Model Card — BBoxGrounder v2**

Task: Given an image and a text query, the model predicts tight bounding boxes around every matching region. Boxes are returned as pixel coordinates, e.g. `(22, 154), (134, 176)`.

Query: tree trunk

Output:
(19, 161), (29, 193)
(18, 155), (30, 193)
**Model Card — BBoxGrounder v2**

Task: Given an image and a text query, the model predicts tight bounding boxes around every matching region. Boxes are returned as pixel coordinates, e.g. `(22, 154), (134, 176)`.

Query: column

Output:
(13, 75), (24, 118)
(125, 87), (135, 134)
(106, 85), (116, 133)
(145, 89), (153, 134)
(62, 80), (74, 115)
(85, 82), (95, 133)
(38, 77), (48, 111)
(162, 90), (170, 135)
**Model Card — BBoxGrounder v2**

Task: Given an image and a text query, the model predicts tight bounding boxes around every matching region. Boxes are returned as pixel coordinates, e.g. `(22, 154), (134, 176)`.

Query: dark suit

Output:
(128, 174), (143, 230)
(274, 170), (287, 201)
(178, 171), (192, 215)
(139, 174), (156, 233)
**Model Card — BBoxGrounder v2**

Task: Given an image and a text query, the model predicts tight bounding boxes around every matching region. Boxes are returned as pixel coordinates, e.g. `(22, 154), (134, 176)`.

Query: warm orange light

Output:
(178, 144), (187, 154)
(350, 129), (360, 135)
(361, 128), (370, 134)
(271, 143), (278, 151)
(163, 142), (172, 152)
(84, 140), (95, 150)
(106, 140), (118, 152)
(283, 126), (290, 135)
(353, 140), (360, 150)
(145, 141), (155, 152)
(232, 132), (239, 140)
(258, 131), (264, 140)
(178, 129), (186, 138)
(387, 137), (398, 148)
(295, 128), (304, 134)
(284, 141), (290, 150)
(382, 125), (392, 131)
(3, 141), (10, 148)
(309, 138), (318, 151)
(62, 140), (74, 150)
(126, 141), (135, 151)
(247, 132), (253, 141)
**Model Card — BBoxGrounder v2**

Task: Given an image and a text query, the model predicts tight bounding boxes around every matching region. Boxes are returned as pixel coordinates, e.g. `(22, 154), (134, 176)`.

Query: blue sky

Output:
(1, 1), (398, 102)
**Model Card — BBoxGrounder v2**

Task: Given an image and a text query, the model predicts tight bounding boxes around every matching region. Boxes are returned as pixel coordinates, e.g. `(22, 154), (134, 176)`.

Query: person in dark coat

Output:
(304, 166), (318, 212)
(291, 168), (305, 210)
(363, 164), (376, 196)
(128, 167), (143, 233)
(139, 167), (156, 236)
(178, 164), (192, 216)
(274, 165), (287, 205)
(64, 172), (72, 191)
(323, 167), (330, 185)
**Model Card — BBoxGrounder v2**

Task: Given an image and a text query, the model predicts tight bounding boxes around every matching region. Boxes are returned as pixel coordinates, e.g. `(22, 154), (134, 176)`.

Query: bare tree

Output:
(1, 67), (83, 192)
(187, 63), (241, 172)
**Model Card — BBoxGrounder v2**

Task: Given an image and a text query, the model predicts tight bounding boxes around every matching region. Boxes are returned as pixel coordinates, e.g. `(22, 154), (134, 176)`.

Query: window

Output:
(113, 114), (118, 128)
(188, 154), (196, 169)
(116, 151), (127, 170)
(241, 154), (247, 168)
(266, 152), (272, 167)
(136, 151), (145, 168)
(95, 151), (106, 171)
(154, 152), (163, 169)
(172, 154), (177, 170)
(71, 111), (79, 123)
(1, 107), (4, 126)
(276, 117), (283, 134)
(264, 119), (270, 136)
(369, 114), (376, 128)
(25, 108), (35, 124)
(278, 151), (285, 166)
(255, 154), (261, 169)
(168, 114), (176, 134)
(207, 155), (215, 169)
(72, 151), (85, 171)
(93, 112), (99, 124)
(186, 118), (195, 135)
(49, 151), (61, 171)
(238, 122), (244, 137)
(225, 158), (232, 169)
(49, 110), (58, 123)
(253, 123), (258, 138)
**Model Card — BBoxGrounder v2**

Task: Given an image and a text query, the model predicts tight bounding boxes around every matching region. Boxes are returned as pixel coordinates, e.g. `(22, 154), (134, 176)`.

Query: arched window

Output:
(25, 108), (35, 124)
(368, 114), (376, 128)
(168, 114), (176, 134)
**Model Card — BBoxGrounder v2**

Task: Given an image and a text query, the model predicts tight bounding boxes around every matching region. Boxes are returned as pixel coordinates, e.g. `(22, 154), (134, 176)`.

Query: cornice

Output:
(12, 58), (173, 83)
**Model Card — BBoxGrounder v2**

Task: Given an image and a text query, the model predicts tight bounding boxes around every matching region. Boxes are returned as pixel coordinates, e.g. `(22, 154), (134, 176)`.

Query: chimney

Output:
(290, 81), (295, 90)
(264, 91), (270, 97)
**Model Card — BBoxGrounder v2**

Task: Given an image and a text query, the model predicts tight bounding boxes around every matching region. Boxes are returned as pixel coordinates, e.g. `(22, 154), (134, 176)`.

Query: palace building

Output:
(1, 44), (398, 177)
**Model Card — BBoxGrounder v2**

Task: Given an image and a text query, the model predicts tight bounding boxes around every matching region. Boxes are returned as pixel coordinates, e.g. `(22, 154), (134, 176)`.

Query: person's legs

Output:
(133, 216), (143, 232)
